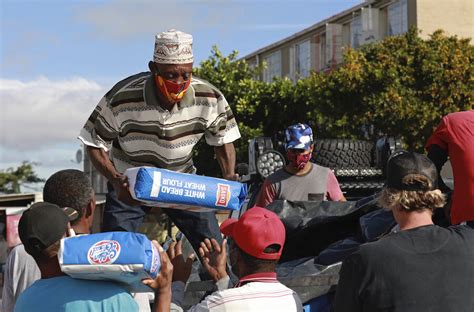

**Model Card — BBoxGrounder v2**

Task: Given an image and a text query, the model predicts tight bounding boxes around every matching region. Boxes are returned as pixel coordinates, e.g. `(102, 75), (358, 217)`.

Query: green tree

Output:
(193, 29), (473, 176)
(313, 28), (473, 150)
(0, 161), (44, 194)
(192, 47), (266, 176)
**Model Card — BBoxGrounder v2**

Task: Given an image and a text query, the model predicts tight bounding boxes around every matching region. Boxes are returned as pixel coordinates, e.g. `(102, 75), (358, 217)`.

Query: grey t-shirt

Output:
(1, 244), (41, 312)
(256, 163), (343, 207)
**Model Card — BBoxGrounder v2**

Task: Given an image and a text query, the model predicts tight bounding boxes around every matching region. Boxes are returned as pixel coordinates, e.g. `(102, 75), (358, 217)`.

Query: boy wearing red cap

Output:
(165, 207), (303, 311)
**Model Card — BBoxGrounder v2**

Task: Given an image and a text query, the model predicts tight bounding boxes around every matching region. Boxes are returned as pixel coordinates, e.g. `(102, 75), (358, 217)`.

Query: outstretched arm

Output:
(86, 146), (139, 205)
(215, 143), (238, 181)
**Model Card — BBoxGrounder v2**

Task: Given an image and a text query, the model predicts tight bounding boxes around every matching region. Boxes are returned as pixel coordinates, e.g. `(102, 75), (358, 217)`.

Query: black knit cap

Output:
(386, 151), (438, 191)
(18, 202), (74, 257)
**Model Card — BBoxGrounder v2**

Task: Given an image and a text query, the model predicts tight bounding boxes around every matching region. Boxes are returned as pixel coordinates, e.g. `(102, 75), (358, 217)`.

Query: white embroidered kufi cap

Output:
(153, 29), (194, 64)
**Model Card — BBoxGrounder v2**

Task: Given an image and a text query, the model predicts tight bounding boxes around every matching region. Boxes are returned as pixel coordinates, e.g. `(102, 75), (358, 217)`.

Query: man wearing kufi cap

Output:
(256, 123), (345, 207)
(335, 151), (474, 312)
(79, 30), (241, 252)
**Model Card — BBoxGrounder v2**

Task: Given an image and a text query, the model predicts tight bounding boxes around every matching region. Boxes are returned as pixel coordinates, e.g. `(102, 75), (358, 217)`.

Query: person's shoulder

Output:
(105, 72), (150, 101)
(47, 276), (129, 295)
(212, 281), (294, 300)
(355, 233), (400, 260)
(191, 77), (224, 100)
(71, 277), (129, 291)
(265, 168), (289, 183)
(446, 225), (474, 241)
(9, 244), (26, 257)
(311, 163), (329, 171)
(309, 163), (330, 176)
(447, 109), (474, 120)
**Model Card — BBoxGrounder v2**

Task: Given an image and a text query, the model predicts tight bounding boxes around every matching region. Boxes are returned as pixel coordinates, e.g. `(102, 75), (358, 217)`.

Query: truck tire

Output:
(312, 139), (374, 169)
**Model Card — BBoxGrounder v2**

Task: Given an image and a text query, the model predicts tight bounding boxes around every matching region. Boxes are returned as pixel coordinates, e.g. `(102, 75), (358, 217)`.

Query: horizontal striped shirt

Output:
(170, 273), (303, 312)
(79, 72), (241, 173)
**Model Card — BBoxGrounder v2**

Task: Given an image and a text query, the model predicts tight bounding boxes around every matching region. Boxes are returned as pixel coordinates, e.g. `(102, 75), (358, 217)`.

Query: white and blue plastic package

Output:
(59, 232), (160, 292)
(125, 167), (247, 212)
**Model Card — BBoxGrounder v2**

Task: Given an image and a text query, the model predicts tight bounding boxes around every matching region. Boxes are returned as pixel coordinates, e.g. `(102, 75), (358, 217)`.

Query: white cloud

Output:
(75, 0), (197, 40)
(0, 76), (106, 151)
(74, 0), (241, 40)
(0, 76), (105, 183)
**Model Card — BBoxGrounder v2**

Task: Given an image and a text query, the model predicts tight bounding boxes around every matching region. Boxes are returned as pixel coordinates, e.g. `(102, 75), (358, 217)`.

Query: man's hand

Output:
(143, 241), (173, 312)
(199, 238), (228, 283)
(111, 175), (140, 206)
(223, 173), (239, 181)
(142, 240), (173, 292)
(167, 240), (196, 283)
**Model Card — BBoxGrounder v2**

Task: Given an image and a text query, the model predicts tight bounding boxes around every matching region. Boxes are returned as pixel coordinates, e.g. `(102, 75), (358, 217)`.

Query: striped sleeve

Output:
(204, 93), (241, 146)
(78, 96), (120, 151)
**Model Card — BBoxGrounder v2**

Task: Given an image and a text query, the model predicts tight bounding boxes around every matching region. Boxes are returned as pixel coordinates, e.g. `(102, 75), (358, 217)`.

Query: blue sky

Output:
(0, 0), (361, 189)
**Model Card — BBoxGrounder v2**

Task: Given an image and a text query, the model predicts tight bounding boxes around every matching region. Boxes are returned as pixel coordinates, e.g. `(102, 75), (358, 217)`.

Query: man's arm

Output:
(254, 179), (276, 208)
(214, 143), (238, 181)
(86, 146), (138, 205)
(326, 170), (346, 202)
(427, 144), (450, 193)
(87, 146), (121, 181)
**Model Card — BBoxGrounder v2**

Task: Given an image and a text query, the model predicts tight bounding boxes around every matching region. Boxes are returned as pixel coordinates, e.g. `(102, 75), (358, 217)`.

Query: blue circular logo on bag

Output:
(88, 240), (121, 264)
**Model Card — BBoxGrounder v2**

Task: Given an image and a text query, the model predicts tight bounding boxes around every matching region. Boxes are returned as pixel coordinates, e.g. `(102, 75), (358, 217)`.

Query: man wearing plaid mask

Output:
(256, 123), (345, 207)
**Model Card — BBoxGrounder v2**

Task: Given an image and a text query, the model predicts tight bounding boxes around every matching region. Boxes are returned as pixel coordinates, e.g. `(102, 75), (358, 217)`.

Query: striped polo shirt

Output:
(78, 72), (241, 174)
(170, 272), (303, 311)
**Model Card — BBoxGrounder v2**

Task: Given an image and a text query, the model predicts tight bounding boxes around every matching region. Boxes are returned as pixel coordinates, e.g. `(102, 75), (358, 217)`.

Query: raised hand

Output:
(199, 238), (228, 282)
(167, 240), (196, 283)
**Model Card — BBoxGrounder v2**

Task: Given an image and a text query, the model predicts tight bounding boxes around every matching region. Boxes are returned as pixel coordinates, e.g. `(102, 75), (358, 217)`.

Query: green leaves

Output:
(193, 29), (473, 176)
(0, 161), (44, 194)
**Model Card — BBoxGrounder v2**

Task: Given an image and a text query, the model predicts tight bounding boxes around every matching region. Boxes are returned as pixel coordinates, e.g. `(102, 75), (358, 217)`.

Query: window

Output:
(326, 24), (343, 67)
(263, 51), (281, 83)
(296, 40), (311, 78)
(388, 0), (408, 36)
(351, 15), (362, 48)
(320, 34), (327, 69)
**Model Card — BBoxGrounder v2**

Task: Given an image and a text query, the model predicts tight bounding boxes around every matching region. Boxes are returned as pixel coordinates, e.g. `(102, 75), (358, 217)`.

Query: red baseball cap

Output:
(220, 207), (285, 260)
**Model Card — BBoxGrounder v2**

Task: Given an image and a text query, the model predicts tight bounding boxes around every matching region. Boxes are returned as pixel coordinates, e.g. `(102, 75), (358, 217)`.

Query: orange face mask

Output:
(155, 75), (191, 103)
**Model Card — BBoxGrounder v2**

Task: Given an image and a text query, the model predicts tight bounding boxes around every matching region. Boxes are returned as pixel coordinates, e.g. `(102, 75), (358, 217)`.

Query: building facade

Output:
(244, 0), (473, 82)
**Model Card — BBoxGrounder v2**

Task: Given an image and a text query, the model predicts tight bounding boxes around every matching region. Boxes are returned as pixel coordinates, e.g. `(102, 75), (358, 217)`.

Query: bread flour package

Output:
(125, 167), (247, 212)
(59, 232), (160, 292)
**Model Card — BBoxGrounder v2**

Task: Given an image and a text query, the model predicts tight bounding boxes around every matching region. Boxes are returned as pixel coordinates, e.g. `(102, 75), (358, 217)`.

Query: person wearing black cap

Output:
(2, 169), (97, 312)
(335, 151), (474, 312)
(14, 202), (139, 312)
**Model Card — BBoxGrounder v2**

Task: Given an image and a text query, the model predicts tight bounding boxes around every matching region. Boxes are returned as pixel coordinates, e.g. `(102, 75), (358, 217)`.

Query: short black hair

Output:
(43, 169), (93, 224)
(237, 244), (280, 272)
